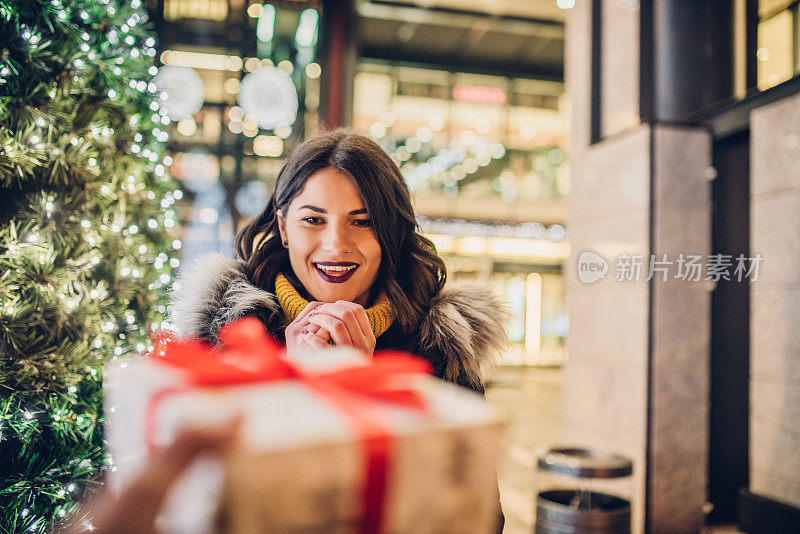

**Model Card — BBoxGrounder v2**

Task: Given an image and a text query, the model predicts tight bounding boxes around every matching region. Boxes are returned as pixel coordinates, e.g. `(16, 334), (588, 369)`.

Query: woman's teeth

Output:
(315, 264), (357, 275)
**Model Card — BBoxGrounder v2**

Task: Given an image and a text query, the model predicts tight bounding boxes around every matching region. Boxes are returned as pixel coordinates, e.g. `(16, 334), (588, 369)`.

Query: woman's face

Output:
(277, 167), (382, 307)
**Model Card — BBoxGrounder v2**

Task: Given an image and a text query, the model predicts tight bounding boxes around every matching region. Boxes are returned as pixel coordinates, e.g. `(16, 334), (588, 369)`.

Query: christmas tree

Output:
(0, 1), (180, 531)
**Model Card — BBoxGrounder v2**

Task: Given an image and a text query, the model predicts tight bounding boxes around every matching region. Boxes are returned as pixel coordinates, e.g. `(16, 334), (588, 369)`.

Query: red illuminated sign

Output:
(452, 85), (507, 105)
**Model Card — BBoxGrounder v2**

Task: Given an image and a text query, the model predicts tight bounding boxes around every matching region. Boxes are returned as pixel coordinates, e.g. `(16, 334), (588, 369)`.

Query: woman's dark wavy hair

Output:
(235, 129), (447, 332)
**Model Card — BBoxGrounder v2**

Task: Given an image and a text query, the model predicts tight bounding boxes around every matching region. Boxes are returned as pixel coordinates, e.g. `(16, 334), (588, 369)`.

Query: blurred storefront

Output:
(146, 0), (324, 258)
(353, 0), (568, 367)
(351, 62), (570, 365)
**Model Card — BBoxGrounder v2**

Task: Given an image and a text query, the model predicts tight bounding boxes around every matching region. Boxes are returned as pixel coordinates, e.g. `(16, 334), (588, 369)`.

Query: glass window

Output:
(352, 65), (567, 209)
(757, 8), (795, 89)
(759, 0), (795, 17)
(163, 0), (228, 21)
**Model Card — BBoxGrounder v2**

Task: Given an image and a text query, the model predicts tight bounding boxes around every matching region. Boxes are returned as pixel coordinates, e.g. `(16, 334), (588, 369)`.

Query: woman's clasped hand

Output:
(284, 300), (377, 356)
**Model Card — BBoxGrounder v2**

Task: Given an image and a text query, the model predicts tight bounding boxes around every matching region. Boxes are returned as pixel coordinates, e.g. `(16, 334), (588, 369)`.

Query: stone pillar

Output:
(319, 0), (357, 128)
(565, 2), (713, 532)
(647, 125), (712, 532)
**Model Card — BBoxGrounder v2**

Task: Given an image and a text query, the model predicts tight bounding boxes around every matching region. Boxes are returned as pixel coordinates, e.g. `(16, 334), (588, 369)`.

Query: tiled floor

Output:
(485, 365), (564, 534)
(485, 366), (745, 534)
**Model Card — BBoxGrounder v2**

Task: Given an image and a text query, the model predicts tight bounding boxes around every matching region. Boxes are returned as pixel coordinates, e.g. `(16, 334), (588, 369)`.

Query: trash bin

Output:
(535, 447), (633, 534)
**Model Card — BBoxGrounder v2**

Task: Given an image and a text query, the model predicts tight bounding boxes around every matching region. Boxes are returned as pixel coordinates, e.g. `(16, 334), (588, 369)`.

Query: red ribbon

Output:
(145, 317), (432, 534)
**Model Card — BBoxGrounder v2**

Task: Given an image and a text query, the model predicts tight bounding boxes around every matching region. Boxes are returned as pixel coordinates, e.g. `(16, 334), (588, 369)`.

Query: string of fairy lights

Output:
(1, 0), (186, 530)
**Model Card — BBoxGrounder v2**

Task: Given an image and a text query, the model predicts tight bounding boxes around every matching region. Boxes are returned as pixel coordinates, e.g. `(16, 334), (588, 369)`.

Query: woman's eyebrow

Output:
(297, 205), (367, 215)
(297, 204), (326, 213)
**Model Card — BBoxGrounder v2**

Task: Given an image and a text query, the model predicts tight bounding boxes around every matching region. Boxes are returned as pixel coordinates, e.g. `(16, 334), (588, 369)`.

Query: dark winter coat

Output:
(169, 253), (510, 394)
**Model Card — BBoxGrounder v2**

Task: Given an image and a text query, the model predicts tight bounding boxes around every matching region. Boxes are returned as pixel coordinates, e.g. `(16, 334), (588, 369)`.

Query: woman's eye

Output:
(353, 219), (372, 227)
(302, 217), (323, 224)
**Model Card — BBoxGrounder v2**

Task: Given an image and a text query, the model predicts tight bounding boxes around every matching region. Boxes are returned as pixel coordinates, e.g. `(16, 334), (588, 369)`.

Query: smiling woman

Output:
(276, 167), (382, 307)
(170, 129), (509, 395)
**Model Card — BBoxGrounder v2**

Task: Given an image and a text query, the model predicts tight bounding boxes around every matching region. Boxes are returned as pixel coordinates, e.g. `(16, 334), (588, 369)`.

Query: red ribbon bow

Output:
(146, 317), (433, 534)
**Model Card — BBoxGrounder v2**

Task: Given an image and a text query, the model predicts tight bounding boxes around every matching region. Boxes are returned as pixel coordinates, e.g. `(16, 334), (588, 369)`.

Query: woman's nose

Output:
(321, 222), (352, 253)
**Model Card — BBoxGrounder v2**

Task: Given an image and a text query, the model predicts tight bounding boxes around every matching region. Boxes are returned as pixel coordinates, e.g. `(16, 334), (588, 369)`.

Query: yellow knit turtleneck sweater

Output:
(275, 273), (394, 338)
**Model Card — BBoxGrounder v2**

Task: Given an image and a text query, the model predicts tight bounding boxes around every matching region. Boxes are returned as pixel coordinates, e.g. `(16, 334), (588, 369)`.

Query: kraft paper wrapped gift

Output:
(105, 317), (503, 534)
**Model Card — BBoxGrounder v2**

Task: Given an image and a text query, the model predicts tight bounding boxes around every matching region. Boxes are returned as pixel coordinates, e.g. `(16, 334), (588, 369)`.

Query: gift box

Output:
(105, 317), (503, 534)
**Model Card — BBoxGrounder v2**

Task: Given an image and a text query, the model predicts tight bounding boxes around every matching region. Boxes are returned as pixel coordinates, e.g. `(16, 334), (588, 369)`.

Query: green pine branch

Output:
(0, 1), (182, 531)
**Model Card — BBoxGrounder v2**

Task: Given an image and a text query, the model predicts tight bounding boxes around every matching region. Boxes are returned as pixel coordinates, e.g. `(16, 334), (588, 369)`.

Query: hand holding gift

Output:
(61, 421), (239, 534)
(105, 317), (503, 534)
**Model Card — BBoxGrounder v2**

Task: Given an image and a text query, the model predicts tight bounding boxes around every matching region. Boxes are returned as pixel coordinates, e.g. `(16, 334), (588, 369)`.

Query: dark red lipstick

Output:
(313, 261), (359, 284)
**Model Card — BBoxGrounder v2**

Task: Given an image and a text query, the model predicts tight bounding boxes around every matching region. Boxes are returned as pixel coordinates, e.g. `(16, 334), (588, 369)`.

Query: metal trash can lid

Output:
(538, 447), (633, 479)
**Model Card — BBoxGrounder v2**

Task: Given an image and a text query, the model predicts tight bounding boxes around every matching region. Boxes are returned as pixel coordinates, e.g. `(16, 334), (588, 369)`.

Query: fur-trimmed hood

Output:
(169, 254), (509, 391)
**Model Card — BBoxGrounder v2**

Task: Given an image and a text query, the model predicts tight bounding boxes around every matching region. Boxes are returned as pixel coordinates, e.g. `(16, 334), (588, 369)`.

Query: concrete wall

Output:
(565, 124), (651, 533)
(750, 92), (800, 509)
(565, 7), (649, 531)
